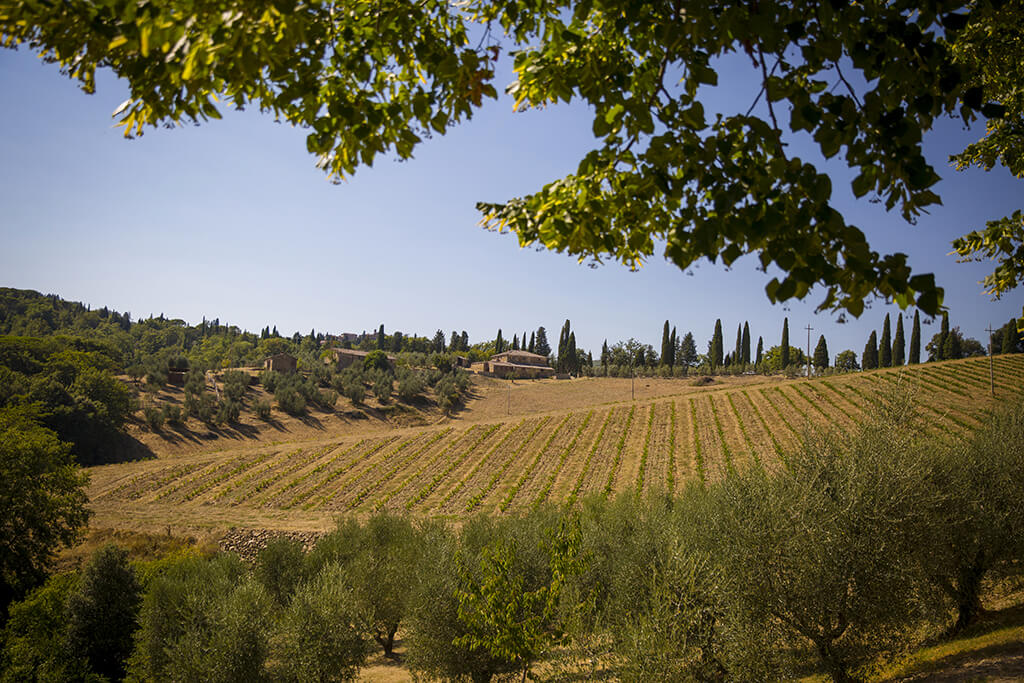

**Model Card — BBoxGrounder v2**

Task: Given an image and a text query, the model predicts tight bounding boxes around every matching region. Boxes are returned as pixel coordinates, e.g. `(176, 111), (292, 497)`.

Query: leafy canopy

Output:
(3, 0), (1021, 316)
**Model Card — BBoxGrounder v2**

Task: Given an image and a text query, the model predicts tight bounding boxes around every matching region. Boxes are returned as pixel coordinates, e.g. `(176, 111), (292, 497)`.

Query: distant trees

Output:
(780, 318), (790, 369)
(927, 327), (984, 361)
(910, 310), (922, 364)
(893, 313), (906, 366)
(742, 322), (751, 365)
(432, 330), (446, 353)
(763, 345), (806, 373)
(880, 314), (893, 368)
(994, 318), (1023, 354)
(835, 350), (860, 372)
(711, 320), (724, 369)
(813, 335), (829, 371)
(534, 327), (551, 358)
(678, 332), (698, 372)
(863, 331), (879, 370)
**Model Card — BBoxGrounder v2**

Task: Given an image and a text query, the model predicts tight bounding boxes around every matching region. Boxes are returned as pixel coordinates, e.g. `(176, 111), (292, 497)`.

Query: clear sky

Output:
(1, 44), (1020, 361)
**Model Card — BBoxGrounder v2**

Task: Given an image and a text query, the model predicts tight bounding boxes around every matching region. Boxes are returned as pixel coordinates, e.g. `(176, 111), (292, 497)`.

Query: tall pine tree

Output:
(813, 335), (829, 371)
(1001, 318), (1019, 354)
(781, 318), (790, 368)
(679, 332), (697, 371)
(879, 314), (892, 367)
(557, 320), (571, 372)
(529, 331), (536, 354)
(669, 326), (677, 367)
(712, 319), (724, 369)
(734, 324), (742, 366)
(534, 327), (551, 357)
(449, 330), (460, 352)
(909, 310), (921, 364)
(741, 322), (751, 365)
(512, 334), (519, 351)
(495, 329), (504, 354)
(756, 336), (764, 366)
(863, 331), (878, 370)
(892, 313), (905, 366)
(601, 339), (610, 367)
(377, 324), (386, 350)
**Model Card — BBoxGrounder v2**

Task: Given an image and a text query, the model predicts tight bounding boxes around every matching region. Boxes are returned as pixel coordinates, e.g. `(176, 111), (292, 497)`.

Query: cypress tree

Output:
(449, 330), (459, 352)
(892, 313), (905, 366)
(377, 324), (386, 350)
(1001, 319), (1018, 354)
(741, 322), (751, 364)
(495, 329), (504, 354)
(943, 326), (961, 360)
(669, 326), (677, 367)
(734, 324), (743, 366)
(432, 330), (446, 352)
(879, 314), (892, 367)
(557, 320), (571, 372)
(661, 321), (671, 366)
(512, 334), (519, 351)
(813, 335), (829, 371)
(909, 310), (921, 364)
(460, 331), (469, 351)
(601, 339), (610, 367)
(937, 312), (949, 361)
(567, 332), (578, 374)
(712, 319), (724, 369)
(529, 331), (536, 354)
(756, 336), (764, 366)
(863, 331), (878, 370)
(781, 318), (790, 368)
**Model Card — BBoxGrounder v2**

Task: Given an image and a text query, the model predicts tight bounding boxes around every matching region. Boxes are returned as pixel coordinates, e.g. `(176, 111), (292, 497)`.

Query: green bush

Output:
(143, 405), (164, 431)
(216, 399), (241, 425)
(315, 389), (338, 410)
(254, 399), (272, 420)
(370, 370), (392, 404)
(276, 388), (306, 416)
(396, 368), (426, 402)
(221, 370), (249, 402)
(64, 545), (142, 681)
(259, 370), (280, 393)
(162, 404), (183, 425)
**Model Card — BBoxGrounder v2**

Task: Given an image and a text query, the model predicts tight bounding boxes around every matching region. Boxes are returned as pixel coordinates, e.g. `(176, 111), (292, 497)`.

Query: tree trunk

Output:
(950, 553), (986, 636)
(374, 624), (399, 658)
(815, 638), (859, 683)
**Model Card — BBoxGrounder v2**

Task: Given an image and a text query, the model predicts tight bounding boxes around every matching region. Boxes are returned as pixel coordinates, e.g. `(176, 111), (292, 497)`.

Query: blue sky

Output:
(1, 45), (1020, 361)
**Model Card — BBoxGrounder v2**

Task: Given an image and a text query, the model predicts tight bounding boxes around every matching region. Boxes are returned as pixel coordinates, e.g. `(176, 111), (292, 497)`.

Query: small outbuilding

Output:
(264, 352), (297, 374)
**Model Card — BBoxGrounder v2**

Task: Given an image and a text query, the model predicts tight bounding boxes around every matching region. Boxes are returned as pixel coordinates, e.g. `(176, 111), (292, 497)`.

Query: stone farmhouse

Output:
(473, 350), (555, 379)
(263, 352), (297, 373)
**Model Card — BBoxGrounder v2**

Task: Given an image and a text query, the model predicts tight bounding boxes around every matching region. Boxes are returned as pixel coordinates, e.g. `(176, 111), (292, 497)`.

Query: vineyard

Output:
(88, 356), (1024, 530)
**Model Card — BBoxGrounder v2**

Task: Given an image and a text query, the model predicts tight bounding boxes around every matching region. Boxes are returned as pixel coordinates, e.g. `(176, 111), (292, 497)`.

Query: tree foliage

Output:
(6, 3), (1019, 315)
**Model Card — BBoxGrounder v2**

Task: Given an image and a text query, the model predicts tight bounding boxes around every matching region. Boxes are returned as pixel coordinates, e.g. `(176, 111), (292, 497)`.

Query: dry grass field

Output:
(86, 355), (1024, 536)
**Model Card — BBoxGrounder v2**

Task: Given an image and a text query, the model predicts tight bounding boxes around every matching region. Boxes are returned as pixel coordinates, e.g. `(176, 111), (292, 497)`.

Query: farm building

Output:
(264, 353), (297, 373)
(453, 355), (472, 368)
(326, 347), (396, 370)
(473, 350), (555, 379)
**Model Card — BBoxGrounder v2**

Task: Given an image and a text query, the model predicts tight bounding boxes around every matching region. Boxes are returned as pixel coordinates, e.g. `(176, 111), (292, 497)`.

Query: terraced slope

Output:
(87, 355), (1024, 531)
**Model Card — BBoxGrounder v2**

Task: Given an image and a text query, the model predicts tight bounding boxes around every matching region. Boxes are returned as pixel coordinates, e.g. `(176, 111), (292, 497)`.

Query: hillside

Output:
(85, 354), (1024, 534)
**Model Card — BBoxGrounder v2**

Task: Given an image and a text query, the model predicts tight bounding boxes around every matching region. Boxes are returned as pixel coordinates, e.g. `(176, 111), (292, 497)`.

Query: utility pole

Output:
(985, 323), (996, 397)
(805, 324), (813, 378)
(507, 379), (512, 415)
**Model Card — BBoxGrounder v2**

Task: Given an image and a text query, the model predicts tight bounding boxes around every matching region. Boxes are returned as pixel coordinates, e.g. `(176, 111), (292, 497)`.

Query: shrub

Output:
(162, 404), (183, 425)
(217, 399), (241, 425)
(370, 370), (392, 404)
(316, 389), (338, 410)
(64, 544), (142, 681)
(222, 370), (249, 402)
(271, 563), (372, 682)
(194, 393), (217, 423)
(254, 399), (272, 420)
(143, 405), (164, 431)
(396, 368), (426, 402)
(276, 387), (306, 416)
(260, 370), (280, 393)
(254, 537), (307, 607)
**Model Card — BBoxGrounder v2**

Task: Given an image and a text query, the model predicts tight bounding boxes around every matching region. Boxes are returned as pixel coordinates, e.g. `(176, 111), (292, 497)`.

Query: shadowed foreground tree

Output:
(9, 1), (1024, 316)
(0, 408), (90, 621)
